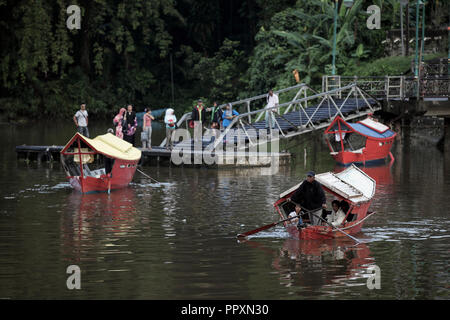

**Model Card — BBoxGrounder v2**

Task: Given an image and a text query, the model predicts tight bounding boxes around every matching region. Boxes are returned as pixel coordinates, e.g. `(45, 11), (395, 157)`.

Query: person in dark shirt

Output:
(191, 99), (207, 123)
(123, 104), (137, 146)
(206, 101), (223, 129)
(289, 171), (327, 228)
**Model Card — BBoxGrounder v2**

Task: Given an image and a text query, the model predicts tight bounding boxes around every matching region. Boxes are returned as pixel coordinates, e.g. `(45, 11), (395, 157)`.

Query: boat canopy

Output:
(61, 132), (141, 161)
(279, 165), (376, 204)
(325, 116), (396, 140)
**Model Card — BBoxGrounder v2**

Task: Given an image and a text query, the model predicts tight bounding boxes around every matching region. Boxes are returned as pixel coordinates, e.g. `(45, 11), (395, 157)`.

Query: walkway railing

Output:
(160, 83), (317, 147)
(323, 74), (450, 99)
(210, 83), (380, 149)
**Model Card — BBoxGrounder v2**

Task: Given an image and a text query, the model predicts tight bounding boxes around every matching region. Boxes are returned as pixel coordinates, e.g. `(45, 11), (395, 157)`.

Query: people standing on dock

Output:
(73, 103), (89, 137)
(222, 104), (239, 128)
(289, 171), (327, 228)
(123, 104), (137, 146)
(192, 99), (206, 124)
(265, 89), (279, 130)
(113, 107), (126, 139)
(206, 101), (223, 129)
(192, 99), (207, 142)
(142, 108), (155, 150)
(164, 108), (177, 150)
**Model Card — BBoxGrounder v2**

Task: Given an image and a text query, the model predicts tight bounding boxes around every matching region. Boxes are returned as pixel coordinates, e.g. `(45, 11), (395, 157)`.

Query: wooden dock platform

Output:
(15, 144), (291, 167)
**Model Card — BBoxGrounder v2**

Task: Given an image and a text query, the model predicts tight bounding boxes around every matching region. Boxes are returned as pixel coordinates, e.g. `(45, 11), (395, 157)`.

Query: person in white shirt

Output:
(288, 205), (305, 228)
(265, 89), (279, 129)
(327, 200), (346, 227)
(73, 103), (89, 137)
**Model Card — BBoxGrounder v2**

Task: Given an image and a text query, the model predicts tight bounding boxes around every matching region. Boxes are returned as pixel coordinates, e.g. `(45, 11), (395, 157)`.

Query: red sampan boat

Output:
(324, 116), (396, 166)
(273, 165), (376, 240)
(60, 132), (141, 194)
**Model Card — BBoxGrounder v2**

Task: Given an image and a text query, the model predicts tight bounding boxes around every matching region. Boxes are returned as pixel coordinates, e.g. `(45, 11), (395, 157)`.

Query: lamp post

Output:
(414, 0), (420, 77)
(421, 0), (426, 62)
(414, 0), (424, 77)
(331, 0), (339, 75)
(332, 0), (354, 75)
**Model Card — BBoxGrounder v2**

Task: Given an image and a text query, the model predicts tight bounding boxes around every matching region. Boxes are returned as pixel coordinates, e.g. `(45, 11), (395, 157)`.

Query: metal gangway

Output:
(160, 82), (381, 149)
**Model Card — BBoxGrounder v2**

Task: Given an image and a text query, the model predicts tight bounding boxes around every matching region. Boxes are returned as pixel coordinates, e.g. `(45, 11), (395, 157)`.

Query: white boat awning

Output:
(315, 165), (376, 203)
(279, 165), (376, 204)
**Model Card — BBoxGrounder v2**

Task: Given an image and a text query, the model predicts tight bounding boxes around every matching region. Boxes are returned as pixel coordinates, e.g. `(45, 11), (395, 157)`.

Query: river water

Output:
(0, 121), (449, 300)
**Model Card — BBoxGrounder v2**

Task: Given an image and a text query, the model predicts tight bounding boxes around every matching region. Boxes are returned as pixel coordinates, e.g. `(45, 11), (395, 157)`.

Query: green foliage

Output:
(0, 0), (447, 121)
(343, 53), (447, 76)
(245, 0), (369, 93)
(193, 39), (247, 103)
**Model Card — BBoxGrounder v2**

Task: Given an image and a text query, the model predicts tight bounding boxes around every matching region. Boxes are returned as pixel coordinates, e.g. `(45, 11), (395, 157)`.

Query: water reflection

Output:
(244, 238), (375, 296)
(61, 188), (138, 263)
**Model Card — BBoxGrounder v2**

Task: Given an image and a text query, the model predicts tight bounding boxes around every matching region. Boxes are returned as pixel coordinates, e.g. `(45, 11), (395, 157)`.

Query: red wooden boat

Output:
(60, 132), (141, 194)
(324, 116), (396, 166)
(273, 165), (376, 240)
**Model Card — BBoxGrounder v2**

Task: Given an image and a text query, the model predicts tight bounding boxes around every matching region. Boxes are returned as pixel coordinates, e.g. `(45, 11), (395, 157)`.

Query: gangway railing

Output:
(210, 83), (380, 149)
(160, 82), (381, 150)
(160, 83), (317, 147)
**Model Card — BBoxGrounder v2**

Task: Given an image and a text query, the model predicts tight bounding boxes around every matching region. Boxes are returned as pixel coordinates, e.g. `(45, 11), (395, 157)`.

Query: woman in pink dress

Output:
(113, 108), (126, 139)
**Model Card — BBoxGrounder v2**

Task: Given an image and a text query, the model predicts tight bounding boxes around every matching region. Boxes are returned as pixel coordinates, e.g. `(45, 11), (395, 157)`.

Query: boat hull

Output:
(282, 204), (374, 240)
(69, 159), (139, 194)
(284, 221), (365, 240)
(332, 138), (395, 165)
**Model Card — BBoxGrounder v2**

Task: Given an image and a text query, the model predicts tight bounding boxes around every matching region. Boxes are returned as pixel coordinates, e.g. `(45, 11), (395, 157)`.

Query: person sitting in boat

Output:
(288, 170), (327, 228)
(288, 205), (302, 226)
(326, 200), (346, 227)
(340, 200), (354, 222)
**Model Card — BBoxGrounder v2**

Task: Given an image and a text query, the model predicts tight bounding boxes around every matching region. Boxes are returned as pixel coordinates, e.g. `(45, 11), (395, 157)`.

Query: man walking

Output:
(289, 171), (327, 228)
(74, 103), (89, 137)
(265, 89), (279, 130)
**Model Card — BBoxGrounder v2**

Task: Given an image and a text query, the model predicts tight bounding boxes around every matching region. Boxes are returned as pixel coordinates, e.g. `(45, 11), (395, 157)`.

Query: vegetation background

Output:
(0, 0), (448, 120)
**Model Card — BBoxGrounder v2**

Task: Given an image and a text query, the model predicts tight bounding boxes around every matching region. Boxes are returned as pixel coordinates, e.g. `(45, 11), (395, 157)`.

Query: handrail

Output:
(212, 83), (364, 149)
(161, 83), (313, 146)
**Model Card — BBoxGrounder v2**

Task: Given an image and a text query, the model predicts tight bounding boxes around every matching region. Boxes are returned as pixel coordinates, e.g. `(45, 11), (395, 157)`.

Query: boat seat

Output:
(350, 148), (364, 154)
(90, 168), (106, 178)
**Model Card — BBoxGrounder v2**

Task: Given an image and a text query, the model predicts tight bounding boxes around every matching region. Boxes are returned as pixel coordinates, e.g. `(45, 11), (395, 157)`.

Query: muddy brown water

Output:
(0, 121), (448, 299)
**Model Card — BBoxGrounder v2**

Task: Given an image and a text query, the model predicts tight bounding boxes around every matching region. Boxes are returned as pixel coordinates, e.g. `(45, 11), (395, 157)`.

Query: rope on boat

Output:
(136, 168), (161, 184)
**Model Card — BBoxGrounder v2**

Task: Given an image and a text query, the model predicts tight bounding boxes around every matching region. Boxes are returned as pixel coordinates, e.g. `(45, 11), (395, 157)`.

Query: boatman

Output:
(288, 171), (326, 228)
(73, 103), (89, 137)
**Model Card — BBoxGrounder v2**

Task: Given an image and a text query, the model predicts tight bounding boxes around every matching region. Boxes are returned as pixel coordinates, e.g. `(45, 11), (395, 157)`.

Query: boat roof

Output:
(325, 116), (396, 139)
(279, 165), (376, 204)
(358, 118), (389, 133)
(348, 123), (396, 139)
(61, 132), (141, 161)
